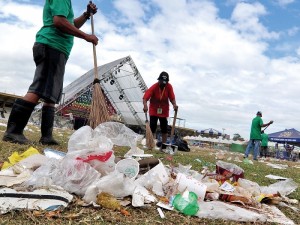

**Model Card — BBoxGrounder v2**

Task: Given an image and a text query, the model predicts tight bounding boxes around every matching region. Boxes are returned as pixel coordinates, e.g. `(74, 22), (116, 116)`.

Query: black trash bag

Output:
(156, 134), (190, 152)
(175, 139), (190, 152)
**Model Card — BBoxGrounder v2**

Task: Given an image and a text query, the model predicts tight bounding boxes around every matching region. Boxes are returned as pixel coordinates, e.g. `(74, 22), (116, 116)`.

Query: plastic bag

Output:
(23, 158), (60, 188)
(94, 170), (136, 198)
(23, 156), (101, 196)
(67, 129), (115, 174)
(67, 126), (94, 153)
(94, 122), (143, 148)
(68, 131), (113, 157)
(172, 190), (199, 216)
(52, 157), (101, 196)
(88, 153), (116, 176)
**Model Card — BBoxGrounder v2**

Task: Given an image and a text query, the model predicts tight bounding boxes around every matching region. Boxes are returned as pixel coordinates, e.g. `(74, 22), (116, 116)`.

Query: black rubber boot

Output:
(39, 106), (59, 145)
(2, 99), (36, 144)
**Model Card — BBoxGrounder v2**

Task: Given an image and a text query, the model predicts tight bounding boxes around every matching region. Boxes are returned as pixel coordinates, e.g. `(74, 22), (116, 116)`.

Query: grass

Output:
(0, 122), (299, 225)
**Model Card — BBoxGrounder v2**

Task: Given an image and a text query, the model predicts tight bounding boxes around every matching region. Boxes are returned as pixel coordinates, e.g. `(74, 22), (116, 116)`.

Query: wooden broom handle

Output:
(170, 107), (178, 139)
(90, 13), (99, 79)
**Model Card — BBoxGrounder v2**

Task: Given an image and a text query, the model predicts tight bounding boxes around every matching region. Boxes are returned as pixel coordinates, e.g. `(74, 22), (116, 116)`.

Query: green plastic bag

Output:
(172, 191), (199, 216)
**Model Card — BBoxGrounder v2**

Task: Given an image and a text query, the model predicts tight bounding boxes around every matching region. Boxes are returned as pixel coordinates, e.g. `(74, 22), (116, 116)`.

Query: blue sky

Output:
(1, 0), (300, 139)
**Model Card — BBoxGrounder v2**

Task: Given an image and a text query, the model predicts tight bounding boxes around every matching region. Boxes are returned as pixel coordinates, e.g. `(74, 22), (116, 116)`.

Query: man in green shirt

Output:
(244, 111), (273, 160)
(260, 131), (269, 158)
(3, 1), (98, 145)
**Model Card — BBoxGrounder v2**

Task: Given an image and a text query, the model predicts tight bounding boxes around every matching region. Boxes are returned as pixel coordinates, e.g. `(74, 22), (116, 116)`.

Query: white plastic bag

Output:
(94, 170), (136, 198)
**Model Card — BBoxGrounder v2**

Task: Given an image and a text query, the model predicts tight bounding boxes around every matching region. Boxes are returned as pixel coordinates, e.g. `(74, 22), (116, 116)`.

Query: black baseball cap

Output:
(157, 71), (169, 84)
(257, 111), (262, 116)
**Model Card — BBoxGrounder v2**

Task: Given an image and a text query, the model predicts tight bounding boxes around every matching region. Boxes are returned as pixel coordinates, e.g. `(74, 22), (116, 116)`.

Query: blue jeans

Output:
(244, 140), (261, 160)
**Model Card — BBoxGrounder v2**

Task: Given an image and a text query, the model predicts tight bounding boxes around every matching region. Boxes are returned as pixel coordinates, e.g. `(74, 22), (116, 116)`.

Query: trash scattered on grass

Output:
(0, 121), (299, 224)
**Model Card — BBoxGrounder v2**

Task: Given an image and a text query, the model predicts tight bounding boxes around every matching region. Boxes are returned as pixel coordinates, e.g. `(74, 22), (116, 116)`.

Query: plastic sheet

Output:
(238, 178), (261, 197)
(196, 201), (267, 222)
(260, 179), (298, 196)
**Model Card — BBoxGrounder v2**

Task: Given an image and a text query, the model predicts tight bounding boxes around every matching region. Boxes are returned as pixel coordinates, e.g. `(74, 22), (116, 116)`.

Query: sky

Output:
(1, 0), (300, 139)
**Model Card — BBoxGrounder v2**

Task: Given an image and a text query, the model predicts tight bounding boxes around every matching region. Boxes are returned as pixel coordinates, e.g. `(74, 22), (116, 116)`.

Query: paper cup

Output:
(116, 158), (139, 180)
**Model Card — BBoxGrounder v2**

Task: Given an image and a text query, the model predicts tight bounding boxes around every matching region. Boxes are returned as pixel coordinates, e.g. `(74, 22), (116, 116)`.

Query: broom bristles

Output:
(89, 83), (110, 129)
(145, 121), (155, 149)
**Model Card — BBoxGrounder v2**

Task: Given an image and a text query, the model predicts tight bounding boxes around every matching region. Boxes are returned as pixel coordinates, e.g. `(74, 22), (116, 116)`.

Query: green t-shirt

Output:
(36, 0), (74, 57)
(261, 133), (268, 146)
(250, 116), (263, 140)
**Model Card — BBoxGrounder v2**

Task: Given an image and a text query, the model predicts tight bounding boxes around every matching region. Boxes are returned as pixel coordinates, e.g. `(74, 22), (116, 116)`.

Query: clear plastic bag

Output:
(67, 128), (116, 174)
(94, 122), (143, 148)
(52, 157), (101, 196)
(23, 158), (60, 188)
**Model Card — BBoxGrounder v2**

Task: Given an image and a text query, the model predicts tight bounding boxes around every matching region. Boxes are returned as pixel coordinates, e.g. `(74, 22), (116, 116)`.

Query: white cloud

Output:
(274, 0), (294, 7)
(231, 2), (279, 41)
(287, 26), (299, 36)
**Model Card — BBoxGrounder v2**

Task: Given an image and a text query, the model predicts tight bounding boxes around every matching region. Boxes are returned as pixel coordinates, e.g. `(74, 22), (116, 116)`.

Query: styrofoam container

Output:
(116, 158), (139, 180)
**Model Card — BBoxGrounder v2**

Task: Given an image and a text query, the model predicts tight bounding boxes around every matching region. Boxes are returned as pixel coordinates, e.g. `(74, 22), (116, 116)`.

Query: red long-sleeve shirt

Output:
(143, 82), (175, 117)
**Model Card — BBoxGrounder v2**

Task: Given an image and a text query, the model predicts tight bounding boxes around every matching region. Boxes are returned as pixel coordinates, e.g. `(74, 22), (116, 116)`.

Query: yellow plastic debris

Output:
(1, 146), (40, 170)
(96, 192), (121, 210)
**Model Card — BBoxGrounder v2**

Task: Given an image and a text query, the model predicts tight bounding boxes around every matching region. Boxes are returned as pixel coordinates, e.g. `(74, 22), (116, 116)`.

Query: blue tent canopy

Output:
(268, 128), (300, 143)
(200, 128), (222, 136)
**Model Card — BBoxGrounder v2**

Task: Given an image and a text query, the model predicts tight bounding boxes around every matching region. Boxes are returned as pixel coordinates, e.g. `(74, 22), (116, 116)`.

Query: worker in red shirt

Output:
(143, 71), (178, 150)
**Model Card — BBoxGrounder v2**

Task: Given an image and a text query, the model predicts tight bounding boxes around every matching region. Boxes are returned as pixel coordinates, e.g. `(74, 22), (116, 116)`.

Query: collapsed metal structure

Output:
(29, 56), (148, 129)
(57, 56), (147, 127)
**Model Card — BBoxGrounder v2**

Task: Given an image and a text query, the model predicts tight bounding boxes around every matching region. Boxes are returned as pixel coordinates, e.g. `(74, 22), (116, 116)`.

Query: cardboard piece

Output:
(0, 187), (73, 214)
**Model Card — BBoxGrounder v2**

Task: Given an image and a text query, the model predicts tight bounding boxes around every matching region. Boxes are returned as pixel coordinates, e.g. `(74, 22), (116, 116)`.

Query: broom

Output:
(88, 9), (110, 129)
(170, 107), (178, 144)
(145, 113), (155, 149)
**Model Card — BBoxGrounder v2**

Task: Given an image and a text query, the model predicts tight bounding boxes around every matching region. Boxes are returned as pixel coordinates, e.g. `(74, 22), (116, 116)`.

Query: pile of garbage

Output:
(0, 122), (299, 224)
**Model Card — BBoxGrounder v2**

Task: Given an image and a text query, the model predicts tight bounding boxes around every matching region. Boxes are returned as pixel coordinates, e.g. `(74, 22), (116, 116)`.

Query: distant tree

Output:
(233, 133), (244, 141)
